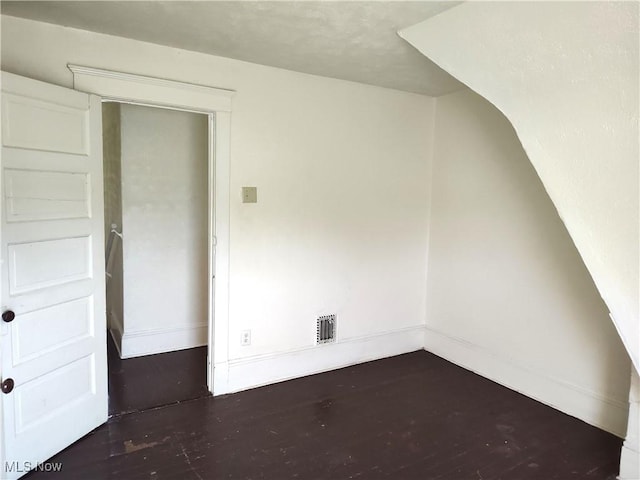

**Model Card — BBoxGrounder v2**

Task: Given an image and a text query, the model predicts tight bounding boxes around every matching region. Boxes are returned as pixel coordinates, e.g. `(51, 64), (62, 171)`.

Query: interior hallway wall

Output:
(119, 104), (208, 357)
(424, 89), (631, 436)
(102, 102), (124, 341)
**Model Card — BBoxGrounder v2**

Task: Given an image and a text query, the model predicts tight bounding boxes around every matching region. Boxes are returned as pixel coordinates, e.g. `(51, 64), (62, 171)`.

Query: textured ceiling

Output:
(1, 1), (465, 96)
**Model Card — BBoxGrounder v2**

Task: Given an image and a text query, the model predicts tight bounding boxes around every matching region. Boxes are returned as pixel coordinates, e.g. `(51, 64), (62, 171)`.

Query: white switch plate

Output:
(242, 187), (257, 203)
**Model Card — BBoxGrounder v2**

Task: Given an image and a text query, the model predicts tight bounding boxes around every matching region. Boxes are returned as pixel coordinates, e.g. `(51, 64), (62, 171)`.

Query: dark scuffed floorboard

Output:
(107, 334), (210, 416)
(25, 351), (622, 480)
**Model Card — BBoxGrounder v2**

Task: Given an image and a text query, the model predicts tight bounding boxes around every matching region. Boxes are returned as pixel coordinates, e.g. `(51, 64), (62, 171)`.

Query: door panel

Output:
(4, 169), (90, 222)
(8, 236), (92, 294)
(1, 93), (89, 154)
(1, 72), (107, 479)
(15, 355), (95, 432)
(12, 297), (93, 364)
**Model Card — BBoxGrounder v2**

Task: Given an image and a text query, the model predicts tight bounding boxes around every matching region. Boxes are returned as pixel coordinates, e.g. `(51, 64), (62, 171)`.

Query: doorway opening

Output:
(68, 63), (233, 398)
(102, 102), (210, 415)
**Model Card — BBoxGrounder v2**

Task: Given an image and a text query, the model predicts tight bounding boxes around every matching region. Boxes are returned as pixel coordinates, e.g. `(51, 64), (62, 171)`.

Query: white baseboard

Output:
(620, 376), (639, 479)
(423, 326), (629, 437)
(619, 444), (640, 480)
(120, 323), (208, 358)
(213, 325), (424, 396)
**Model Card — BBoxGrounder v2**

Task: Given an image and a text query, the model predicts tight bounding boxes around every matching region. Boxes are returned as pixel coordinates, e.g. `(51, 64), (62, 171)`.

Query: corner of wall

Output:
(422, 94), (439, 348)
(417, 87), (631, 437)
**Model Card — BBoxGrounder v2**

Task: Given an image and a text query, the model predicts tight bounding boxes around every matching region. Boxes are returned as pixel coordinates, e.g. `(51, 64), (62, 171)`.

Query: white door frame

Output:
(68, 64), (232, 395)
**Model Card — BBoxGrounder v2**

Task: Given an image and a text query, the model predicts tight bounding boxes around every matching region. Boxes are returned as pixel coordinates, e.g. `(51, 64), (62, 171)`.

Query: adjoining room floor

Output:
(107, 334), (210, 416)
(27, 351), (621, 479)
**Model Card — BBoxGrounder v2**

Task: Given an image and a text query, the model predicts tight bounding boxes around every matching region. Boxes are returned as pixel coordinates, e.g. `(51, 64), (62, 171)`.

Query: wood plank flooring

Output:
(107, 335), (210, 416)
(26, 351), (622, 479)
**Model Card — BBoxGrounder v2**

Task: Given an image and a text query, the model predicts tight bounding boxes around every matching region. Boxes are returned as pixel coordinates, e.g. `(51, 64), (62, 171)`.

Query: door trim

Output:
(68, 64), (233, 113)
(68, 64), (233, 395)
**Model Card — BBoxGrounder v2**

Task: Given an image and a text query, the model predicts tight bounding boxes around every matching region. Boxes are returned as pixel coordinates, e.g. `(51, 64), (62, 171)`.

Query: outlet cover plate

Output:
(242, 187), (257, 203)
(241, 329), (251, 346)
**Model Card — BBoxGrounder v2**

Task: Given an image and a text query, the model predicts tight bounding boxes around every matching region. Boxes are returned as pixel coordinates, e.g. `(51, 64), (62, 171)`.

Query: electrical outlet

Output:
(241, 329), (251, 346)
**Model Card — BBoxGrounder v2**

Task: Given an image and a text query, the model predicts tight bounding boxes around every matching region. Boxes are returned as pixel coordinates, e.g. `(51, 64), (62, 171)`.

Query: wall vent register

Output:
(316, 315), (336, 344)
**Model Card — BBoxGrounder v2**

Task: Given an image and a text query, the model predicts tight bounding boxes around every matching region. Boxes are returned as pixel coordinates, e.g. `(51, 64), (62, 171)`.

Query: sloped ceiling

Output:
(0, 0), (465, 96)
(401, 1), (640, 373)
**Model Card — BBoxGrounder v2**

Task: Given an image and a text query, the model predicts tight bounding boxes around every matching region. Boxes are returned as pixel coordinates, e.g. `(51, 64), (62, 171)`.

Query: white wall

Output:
(400, 1), (640, 376)
(102, 102), (124, 342)
(425, 89), (631, 436)
(119, 104), (208, 357)
(0, 10), (632, 446)
(1, 16), (434, 387)
(102, 102), (122, 244)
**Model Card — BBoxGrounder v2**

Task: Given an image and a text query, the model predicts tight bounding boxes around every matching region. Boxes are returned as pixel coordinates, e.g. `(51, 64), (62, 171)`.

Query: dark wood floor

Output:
(27, 351), (622, 479)
(107, 334), (210, 416)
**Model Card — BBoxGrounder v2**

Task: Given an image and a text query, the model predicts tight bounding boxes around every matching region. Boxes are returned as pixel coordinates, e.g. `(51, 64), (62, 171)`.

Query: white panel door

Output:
(0, 72), (107, 479)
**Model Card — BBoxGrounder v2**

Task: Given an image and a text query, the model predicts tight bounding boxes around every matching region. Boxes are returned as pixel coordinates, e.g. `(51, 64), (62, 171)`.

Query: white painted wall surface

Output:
(425, 89), (631, 436)
(102, 103), (122, 244)
(400, 1), (640, 374)
(0, 17), (433, 377)
(119, 104), (208, 356)
(102, 102), (124, 343)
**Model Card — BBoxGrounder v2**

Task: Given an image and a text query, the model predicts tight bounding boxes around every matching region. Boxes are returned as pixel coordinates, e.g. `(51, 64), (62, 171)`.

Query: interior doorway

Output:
(102, 102), (210, 415)
(68, 63), (234, 398)
(0, 68), (232, 475)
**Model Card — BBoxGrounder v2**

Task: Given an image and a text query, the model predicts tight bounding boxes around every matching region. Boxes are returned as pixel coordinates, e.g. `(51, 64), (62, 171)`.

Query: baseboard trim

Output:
(120, 323), (208, 358)
(619, 443), (640, 480)
(423, 326), (628, 437)
(213, 325), (424, 395)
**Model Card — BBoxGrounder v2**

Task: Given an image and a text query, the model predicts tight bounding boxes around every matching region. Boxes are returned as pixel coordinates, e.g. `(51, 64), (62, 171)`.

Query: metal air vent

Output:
(316, 315), (336, 344)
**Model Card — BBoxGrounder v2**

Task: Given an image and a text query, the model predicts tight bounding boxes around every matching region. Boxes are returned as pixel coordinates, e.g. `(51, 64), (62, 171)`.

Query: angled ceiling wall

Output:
(400, 1), (639, 373)
(0, 1), (464, 96)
